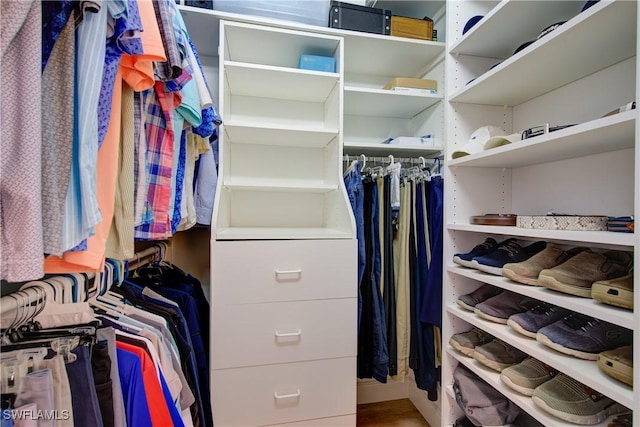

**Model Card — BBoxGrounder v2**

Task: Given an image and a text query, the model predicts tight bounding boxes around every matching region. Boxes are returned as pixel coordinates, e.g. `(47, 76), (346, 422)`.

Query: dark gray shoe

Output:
(449, 327), (494, 357)
(474, 291), (539, 324)
(456, 284), (503, 311)
(473, 339), (528, 372)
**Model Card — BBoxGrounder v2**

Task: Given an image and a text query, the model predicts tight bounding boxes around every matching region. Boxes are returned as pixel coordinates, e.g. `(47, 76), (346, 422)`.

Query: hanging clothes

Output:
(346, 158), (444, 395)
(0, 248), (211, 427)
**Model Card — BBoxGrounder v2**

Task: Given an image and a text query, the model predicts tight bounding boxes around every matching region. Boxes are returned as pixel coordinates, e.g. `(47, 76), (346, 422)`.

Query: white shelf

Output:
(344, 86), (441, 119)
(447, 305), (634, 410)
(448, 110), (636, 168)
(447, 264), (635, 330)
(223, 121), (338, 147)
(224, 61), (339, 102)
(446, 347), (624, 427)
(445, 224), (635, 249)
(344, 141), (442, 157)
(341, 35), (444, 79)
(449, 1), (584, 58)
(179, 5), (445, 77)
(214, 227), (353, 240)
(449, 0), (637, 106)
(223, 179), (337, 193)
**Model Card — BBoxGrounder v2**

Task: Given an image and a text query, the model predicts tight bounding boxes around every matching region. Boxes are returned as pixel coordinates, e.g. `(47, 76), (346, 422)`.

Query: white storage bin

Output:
(213, 0), (331, 28)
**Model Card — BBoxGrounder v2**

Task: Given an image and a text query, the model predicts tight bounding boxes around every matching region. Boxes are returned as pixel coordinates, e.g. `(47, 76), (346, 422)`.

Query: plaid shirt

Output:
(134, 82), (180, 240)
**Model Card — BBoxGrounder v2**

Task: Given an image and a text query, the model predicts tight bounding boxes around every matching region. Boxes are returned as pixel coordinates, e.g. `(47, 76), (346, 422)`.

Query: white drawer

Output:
(211, 239), (357, 304)
(211, 357), (356, 427)
(266, 414), (356, 426)
(212, 298), (357, 369)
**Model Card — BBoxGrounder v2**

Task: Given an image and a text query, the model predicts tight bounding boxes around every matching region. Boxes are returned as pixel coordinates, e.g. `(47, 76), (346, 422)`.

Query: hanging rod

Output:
(343, 155), (441, 165)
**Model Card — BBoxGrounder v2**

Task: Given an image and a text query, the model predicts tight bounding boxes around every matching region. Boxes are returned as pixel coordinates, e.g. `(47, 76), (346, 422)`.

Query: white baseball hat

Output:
(484, 132), (522, 150)
(451, 125), (506, 159)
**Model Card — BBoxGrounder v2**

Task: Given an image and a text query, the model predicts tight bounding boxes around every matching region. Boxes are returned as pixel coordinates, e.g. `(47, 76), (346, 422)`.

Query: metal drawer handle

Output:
(274, 329), (302, 338)
(275, 268), (302, 276)
(274, 389), (301, 400)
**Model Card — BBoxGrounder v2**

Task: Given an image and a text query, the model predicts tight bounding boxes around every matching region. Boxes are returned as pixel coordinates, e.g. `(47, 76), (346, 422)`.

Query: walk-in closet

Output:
(1, 1), (638, 426)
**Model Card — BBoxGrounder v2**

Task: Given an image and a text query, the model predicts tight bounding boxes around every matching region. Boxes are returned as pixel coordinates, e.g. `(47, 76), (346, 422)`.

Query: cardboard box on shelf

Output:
(383, 77), (437, 93)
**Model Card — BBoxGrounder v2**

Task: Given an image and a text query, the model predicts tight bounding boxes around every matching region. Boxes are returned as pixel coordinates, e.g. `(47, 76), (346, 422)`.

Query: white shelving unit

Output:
(442, 1), (638, 426)
(179, 3), (447, 161)
(210, 21), (358, 427)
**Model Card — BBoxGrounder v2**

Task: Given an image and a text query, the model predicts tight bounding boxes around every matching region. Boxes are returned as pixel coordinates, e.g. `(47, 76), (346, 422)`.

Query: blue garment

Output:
(66, 345), (105, 427)
(344, 162), (365, 327)
(159, 360), (185, 427)
(366, 179), (388, 382)
(97, 0), (143, 147)
(41, 0), (75, 71)
(186, 38), (222, 138)
(421, 176), (444, 327)
(413, 181), (439, 400)
(61, 1), (108, 250)
(116, 348), (153, 427)
(119, 280), (208, 427)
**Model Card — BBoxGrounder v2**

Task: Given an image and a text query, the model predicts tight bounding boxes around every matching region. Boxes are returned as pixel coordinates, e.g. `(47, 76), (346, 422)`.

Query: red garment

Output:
(116, 340), (173, 427)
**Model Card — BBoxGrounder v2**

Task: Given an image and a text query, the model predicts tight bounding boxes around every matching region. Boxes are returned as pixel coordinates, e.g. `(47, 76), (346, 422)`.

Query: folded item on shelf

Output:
(382, 136), (435, 146)
(517, 215), (608, 231)
(470, 214), (517, 226)
(607, 216), (634, 232)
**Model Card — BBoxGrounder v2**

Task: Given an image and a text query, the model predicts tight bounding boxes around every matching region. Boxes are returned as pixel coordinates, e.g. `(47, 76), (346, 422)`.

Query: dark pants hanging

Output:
(383, 175), (397, 376)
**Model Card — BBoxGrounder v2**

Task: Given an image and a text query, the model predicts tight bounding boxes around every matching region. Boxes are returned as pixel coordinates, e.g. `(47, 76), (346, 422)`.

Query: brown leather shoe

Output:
(597, 345), (633, 386)
(538, 250), (633, 297)
(591, 268), (633, 310)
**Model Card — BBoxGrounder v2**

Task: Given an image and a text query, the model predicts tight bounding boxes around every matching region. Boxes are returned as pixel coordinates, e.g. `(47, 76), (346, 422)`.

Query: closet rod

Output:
(125, 242), (168, 271)
(343, 155), (441, 165)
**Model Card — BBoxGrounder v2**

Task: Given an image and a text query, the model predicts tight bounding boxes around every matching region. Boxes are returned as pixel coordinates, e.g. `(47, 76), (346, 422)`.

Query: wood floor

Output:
(356, 399), (432, 427)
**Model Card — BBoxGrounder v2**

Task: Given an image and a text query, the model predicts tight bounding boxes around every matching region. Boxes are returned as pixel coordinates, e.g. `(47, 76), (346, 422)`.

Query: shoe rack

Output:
(442, 1), (638, 426)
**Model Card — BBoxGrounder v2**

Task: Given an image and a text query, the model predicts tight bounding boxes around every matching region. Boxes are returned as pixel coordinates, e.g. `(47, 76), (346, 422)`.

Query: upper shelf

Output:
(447, 110), (636, 168)
(224, 61), (339, 102)
(179, 5), (445, 78)
(344, 141), (442, 158)
(224, 121), (338, 147)
(446, 223), (635, 249)
(344, 86), (442, 118)
(449, 1), (584, 58)
(448, 0), (637, 106)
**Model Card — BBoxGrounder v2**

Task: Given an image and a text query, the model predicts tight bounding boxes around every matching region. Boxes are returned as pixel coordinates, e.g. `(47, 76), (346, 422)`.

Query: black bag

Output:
(453, 364), (522, 426)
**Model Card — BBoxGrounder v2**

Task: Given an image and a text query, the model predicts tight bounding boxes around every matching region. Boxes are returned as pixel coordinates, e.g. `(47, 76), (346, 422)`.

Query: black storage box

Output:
(184, 0), (213, 9)
(329, 1), (391, 35)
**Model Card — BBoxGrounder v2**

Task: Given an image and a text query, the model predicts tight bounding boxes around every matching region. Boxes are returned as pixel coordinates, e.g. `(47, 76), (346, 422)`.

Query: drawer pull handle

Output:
(274, 389), (301, 400)
(275, 268), (302, 276)
(274, 329), (302, 338)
